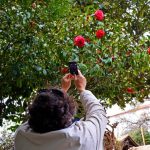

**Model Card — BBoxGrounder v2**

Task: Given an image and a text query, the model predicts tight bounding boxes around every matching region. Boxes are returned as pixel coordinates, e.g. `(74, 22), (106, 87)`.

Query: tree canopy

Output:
(0, 0), (150, 126)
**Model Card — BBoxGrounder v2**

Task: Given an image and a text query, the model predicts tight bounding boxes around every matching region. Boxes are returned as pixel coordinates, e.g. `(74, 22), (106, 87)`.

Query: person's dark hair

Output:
(28, 88), (76, 133)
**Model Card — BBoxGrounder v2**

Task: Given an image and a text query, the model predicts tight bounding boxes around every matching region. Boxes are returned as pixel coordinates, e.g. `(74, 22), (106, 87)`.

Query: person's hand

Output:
(74, 70), (86, 93)
(61, 73), (74, 92)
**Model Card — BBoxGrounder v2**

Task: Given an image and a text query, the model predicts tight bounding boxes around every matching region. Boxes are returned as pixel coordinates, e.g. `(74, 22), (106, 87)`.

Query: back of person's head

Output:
(28, 88), (76, 133)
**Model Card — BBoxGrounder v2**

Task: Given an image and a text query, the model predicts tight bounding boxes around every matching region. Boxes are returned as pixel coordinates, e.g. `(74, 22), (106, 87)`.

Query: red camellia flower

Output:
(126, 87), (134, 94)
(61, 67), (68, 74)
(74, 35), (85, 48)
(94, 10), (104, 21)
(147, 47), (150, 55)
(96, 30), (105, 39)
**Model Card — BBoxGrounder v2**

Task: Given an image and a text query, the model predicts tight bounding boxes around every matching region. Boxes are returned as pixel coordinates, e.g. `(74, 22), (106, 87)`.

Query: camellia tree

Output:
(0, 0), (150, 126)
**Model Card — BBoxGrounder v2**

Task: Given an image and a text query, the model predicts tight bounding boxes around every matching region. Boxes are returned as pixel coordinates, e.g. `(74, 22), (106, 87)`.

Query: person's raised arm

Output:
(74, 70), (106, 117)
(74, 70), (108, 149)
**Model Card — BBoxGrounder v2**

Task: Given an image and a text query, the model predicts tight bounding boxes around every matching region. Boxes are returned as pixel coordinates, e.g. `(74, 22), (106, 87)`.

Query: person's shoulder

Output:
(67, 120), (87, 133)
(15, 122), (31, 134)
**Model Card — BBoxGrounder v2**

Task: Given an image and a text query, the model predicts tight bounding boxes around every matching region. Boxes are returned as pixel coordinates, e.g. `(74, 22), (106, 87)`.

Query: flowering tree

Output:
(0, 0), (150, 125)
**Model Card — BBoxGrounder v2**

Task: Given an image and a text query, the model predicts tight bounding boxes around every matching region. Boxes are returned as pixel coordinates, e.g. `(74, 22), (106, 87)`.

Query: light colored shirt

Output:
(14, 90), (108, 150)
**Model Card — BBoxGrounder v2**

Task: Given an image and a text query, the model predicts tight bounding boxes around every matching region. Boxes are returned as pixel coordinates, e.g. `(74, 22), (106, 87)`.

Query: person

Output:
(14, 70), (108, 150)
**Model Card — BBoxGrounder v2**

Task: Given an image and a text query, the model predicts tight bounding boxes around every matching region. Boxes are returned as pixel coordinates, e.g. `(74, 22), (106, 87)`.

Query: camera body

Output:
(69, 62), (78, 75)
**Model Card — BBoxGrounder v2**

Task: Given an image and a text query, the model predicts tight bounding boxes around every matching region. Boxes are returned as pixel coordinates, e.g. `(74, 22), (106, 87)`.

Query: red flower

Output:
(147, 47), (150, 55)
(94, 10), (104, 21)
(126, 87), (134, 94)
(74, 35), (85, 48)
(96, 30), (105, 39)
(61, 67), (68, 74)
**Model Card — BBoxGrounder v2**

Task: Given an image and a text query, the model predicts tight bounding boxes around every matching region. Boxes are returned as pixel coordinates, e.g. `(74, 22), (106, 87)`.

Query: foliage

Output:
(0, 0), (73, 125)
(0, 0), (150, 126)
(129, 129), (150, 145)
